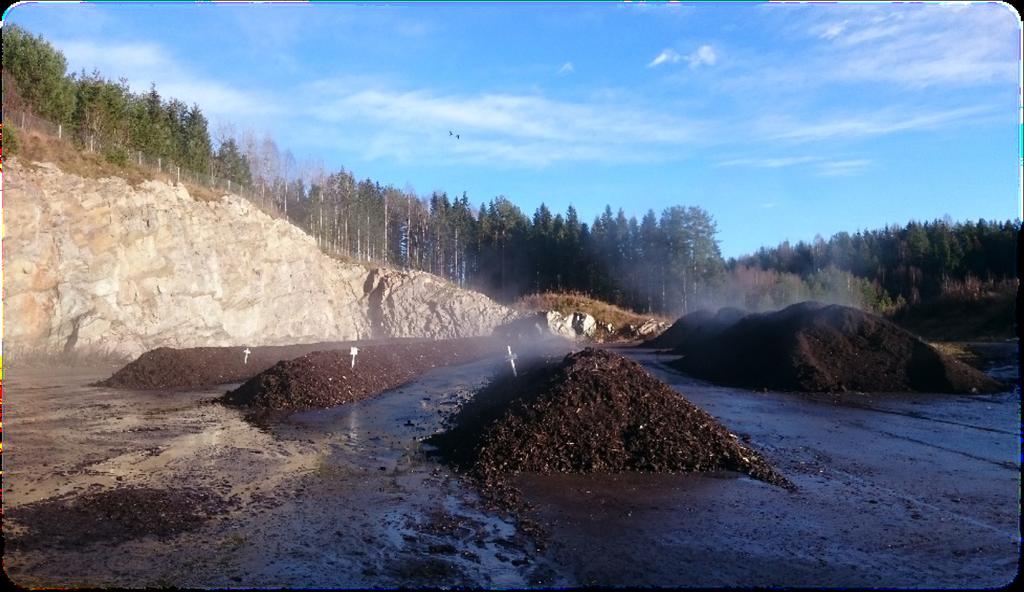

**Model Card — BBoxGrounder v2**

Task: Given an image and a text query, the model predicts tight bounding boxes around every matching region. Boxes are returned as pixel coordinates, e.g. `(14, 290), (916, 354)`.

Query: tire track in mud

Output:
(829, 401), (1018, 436)
(865, 428), (1019, 471)
(818, 461), (1020, 540)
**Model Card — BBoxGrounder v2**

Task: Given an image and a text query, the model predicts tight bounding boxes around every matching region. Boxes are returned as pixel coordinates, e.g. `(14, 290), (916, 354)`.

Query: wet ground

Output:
(3, 341), (1019, 587)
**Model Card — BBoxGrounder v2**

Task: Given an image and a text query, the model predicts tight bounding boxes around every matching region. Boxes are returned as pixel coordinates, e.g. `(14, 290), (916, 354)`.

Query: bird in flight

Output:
(450, 130), (460, 139)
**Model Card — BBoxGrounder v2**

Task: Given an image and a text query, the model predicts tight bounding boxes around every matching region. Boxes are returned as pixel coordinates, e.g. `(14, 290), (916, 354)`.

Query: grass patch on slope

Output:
(516, 291), (667, 340)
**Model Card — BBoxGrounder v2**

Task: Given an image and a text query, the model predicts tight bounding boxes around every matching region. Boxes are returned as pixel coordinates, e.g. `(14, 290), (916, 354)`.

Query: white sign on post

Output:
(350, 347), (359, 369)
(243, 347), (251, 364)
(506, 345), (518, 377)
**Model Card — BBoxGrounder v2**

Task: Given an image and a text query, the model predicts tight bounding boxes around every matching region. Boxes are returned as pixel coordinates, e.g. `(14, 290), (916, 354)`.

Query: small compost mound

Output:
(7, 487), (225, 549)
(220, 337), (500, 411)
(429, 348), (791, 489)
(673, 301), (1006, 393)
(644, 306), (744, 349)
(96, 341), (360, 390)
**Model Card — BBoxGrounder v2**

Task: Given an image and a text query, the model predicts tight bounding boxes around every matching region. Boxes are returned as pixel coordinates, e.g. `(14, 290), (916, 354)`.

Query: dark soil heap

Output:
(428, 348), (791, 489)
(220, 337), (501, 411)
(96, 341), (361, 390)
(7, 487), (225, 549)
(644, 306), (745, 349)
(672, 301), (1006, 393)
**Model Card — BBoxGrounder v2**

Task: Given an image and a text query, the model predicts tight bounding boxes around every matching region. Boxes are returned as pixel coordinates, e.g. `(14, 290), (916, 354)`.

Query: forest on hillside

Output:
(3, 25), (1019, 317)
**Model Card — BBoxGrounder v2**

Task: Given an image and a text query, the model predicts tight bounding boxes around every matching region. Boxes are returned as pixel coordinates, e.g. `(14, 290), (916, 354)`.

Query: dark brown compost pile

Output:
(672, 301), (1006, 393)
(644, 306), (745, 349)
(96, 341), (362, 390)
(220, 337), (501, 411)
(428, 348), (791, 490)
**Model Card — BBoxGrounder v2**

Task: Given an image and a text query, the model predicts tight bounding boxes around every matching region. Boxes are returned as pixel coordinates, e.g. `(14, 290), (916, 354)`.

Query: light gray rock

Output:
(635, 319), (667, 338)
(363, 267), (520, 340)
(3, 160), (517, 359)
(494, 310), (596, 341)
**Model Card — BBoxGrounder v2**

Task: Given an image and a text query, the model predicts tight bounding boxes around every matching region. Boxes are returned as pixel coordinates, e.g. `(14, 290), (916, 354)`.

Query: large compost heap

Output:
(644, 306), (745, 349)
(220, 337), (501, 411)
(668, 301), (1005, 393)
(429, 348), (791, 489)
(96, 342), (361, 390)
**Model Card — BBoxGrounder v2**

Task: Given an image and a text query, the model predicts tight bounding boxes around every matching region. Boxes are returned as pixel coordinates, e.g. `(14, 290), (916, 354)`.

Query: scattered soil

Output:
(97, 340), (433, 390)
(670, 301), (1006, 393)
(6, 486), (228, 550)
(644, 306), (745, 349)
(428, 348), (792, 539)
(220, 337), (502, 411)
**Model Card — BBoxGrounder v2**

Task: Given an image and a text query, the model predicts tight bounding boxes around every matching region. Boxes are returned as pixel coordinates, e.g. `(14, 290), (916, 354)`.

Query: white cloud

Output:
(686, 45), (717, 68)
(648, 45), (717, 69)
(648, 48), (681, 68)
(557, 61), (574, 76)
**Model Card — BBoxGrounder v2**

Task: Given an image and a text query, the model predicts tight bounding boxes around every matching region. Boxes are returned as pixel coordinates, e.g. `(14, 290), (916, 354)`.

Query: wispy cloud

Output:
(760, 105), (992, 143)
(648, 45), (717, 69)
(815, 159), (871, 176)
(648, 48), (681, 68)
(53, 38), (277, 118)
(718, 155), (872, 177)
(810, 5), (1017, 88)
(59, 39), (168, 74)
(557, 61), (574, 76)
(302, 86), (714, 167)
(718, 156), (821, 168)
(727, 4), (1016, 93)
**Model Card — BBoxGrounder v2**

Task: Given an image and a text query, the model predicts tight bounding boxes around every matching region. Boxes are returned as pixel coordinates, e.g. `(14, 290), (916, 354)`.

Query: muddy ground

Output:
(2, 341), (1019, 588)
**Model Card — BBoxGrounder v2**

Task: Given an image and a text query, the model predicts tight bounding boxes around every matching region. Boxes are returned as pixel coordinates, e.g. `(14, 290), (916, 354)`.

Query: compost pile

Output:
(644, 306), (745, 349)
(672, 301), (1005, 393)
(220, 337), (500, 411)
(429, 348), (791, 489)
(96, 341), (360, 390)
(7, 487), (226, 549)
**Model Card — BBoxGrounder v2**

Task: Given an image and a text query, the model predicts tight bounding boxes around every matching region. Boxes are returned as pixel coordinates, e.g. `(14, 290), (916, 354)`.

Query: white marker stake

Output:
(506, 345), (518, 377)
(243, 347), (251, 365)
(350, 346), (359, 369)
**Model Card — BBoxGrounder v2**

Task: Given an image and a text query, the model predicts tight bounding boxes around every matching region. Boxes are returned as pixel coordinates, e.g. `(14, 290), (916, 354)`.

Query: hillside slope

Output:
(2, 159), (517, 358)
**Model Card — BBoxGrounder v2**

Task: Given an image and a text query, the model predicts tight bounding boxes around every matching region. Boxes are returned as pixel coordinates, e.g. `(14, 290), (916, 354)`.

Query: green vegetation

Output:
(734, 219), (1018, 307)
(2, 122), (19, 158)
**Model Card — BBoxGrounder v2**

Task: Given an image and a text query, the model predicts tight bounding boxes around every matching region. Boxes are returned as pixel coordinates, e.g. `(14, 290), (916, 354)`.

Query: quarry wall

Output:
(2, 159), (518, 358)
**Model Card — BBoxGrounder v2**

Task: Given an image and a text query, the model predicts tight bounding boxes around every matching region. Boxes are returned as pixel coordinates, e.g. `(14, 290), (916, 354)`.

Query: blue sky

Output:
(4, 1), (1021, 258)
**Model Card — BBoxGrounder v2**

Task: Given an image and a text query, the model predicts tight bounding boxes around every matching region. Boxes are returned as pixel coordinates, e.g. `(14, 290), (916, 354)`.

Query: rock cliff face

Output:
(2, 160), (517, 359)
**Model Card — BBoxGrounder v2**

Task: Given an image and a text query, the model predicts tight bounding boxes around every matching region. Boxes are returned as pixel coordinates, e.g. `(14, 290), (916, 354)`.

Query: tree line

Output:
(732, 218), (1019, 308)
(4, 25), (1017, 318)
